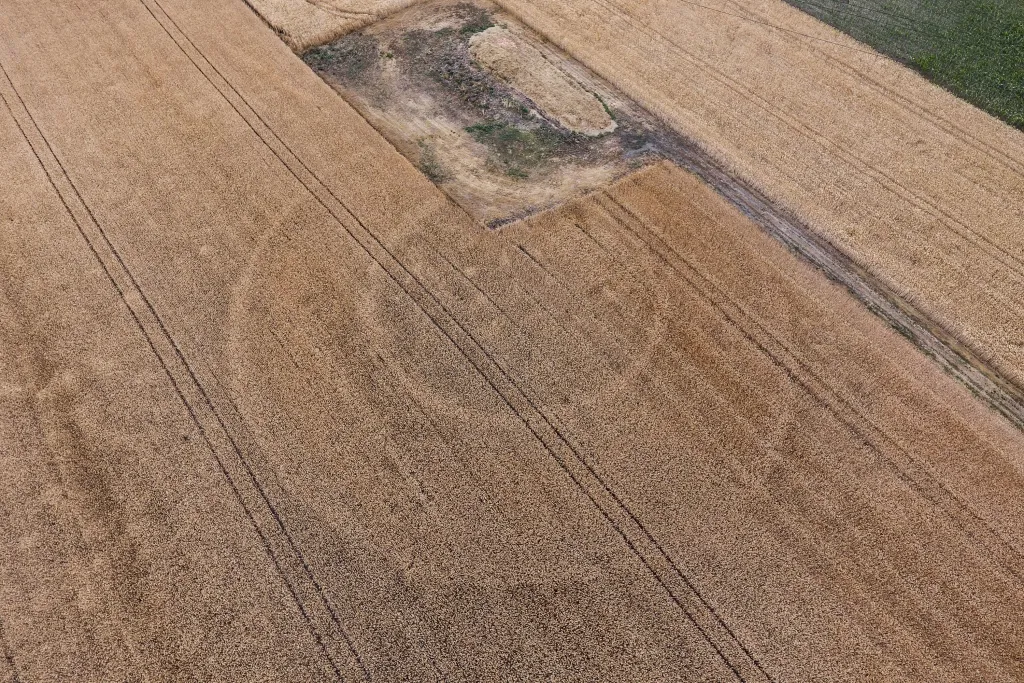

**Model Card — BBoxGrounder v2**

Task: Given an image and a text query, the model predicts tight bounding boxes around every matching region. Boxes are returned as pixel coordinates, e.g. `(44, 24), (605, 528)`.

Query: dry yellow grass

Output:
(245, 0), (421, 51)
(493, 0), (1024, 385)
(468, 26), (615, 136)
(2, 0), (1024, 680)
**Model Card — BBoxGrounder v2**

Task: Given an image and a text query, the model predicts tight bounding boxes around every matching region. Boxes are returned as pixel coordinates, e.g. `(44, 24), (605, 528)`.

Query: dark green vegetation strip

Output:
(782, 0), (1024, 130)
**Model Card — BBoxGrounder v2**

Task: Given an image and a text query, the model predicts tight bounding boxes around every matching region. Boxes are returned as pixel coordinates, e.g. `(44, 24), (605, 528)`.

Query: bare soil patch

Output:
(303, 0), (668, 226)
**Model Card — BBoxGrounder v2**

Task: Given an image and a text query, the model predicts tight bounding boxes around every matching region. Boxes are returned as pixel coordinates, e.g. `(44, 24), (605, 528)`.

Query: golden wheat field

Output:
(1, 0), (1023, 681)
(244, 0), (422, 50)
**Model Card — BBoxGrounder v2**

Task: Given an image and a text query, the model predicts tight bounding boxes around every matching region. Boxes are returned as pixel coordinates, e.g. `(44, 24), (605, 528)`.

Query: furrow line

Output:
(576, 0), (1024, 294)
(0, 60), (365, 683)
(716, 0), (1024, 180)
(136, 2), (779, 678)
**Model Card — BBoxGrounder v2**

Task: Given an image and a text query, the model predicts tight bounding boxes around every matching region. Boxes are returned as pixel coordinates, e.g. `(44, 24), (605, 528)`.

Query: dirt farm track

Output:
(2, 0), (1024, 681)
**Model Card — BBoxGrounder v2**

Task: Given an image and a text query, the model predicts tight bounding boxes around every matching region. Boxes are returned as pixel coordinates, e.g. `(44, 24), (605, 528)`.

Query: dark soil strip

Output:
(595, 190), (1024, 583)
(654, 130), (1024, 437)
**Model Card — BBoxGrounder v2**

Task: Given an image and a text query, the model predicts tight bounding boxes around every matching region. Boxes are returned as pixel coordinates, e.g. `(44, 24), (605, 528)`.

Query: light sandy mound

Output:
(246, 0), (422, 51)
(468, 26), (615, 136)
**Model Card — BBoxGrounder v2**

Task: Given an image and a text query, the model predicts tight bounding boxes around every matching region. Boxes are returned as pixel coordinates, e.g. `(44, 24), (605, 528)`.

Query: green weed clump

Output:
(465, 121), (565, 171)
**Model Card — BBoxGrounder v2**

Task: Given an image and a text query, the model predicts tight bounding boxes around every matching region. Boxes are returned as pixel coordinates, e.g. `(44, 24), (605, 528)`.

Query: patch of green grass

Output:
(465, 121), (566, 171)
(595, 93), (617, 122)
(465, 121), (501, 135)
(783, 0), (1024, 130)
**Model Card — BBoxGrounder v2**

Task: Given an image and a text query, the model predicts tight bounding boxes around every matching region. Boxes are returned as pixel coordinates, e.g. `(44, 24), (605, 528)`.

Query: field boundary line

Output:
(645, 0), (1024, 278)
(645, 0), (882, 55)
(0, 60), (366, 683)
(599, 60), (1024, 451)
(713, 0), (1024, 180)
(659, 0), (1024, 279)
(136, 1), (780, 679)
(594, 188), (1024, 584)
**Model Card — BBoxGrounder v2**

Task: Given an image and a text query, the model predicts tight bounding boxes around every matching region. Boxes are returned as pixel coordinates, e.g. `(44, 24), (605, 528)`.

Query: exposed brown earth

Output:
(2, 0), (1024, 682)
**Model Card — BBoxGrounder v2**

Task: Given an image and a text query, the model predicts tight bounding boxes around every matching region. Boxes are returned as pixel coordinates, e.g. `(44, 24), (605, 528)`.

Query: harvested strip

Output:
(469, 26), (615, 136)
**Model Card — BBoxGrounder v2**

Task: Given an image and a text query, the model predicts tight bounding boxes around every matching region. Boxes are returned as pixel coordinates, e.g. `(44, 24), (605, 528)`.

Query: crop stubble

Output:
(1, 0), (1023, 681)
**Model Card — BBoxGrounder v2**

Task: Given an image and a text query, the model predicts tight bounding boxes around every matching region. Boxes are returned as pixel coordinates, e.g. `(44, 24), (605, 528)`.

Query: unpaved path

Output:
(1, 0), (1023, 681)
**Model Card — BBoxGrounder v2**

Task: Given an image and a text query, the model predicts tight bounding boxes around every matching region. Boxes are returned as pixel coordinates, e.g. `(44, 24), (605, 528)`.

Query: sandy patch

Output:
(468, 26), (615, 136)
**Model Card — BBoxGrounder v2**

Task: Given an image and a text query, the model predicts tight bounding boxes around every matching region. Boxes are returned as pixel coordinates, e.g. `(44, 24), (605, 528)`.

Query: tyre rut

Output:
(0, 60), (367, 683)
(594, 187), (1024, 584)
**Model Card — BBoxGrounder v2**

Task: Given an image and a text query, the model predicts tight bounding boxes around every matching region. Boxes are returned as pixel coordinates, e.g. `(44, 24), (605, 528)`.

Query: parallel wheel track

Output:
(0, 59), (366, 683)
